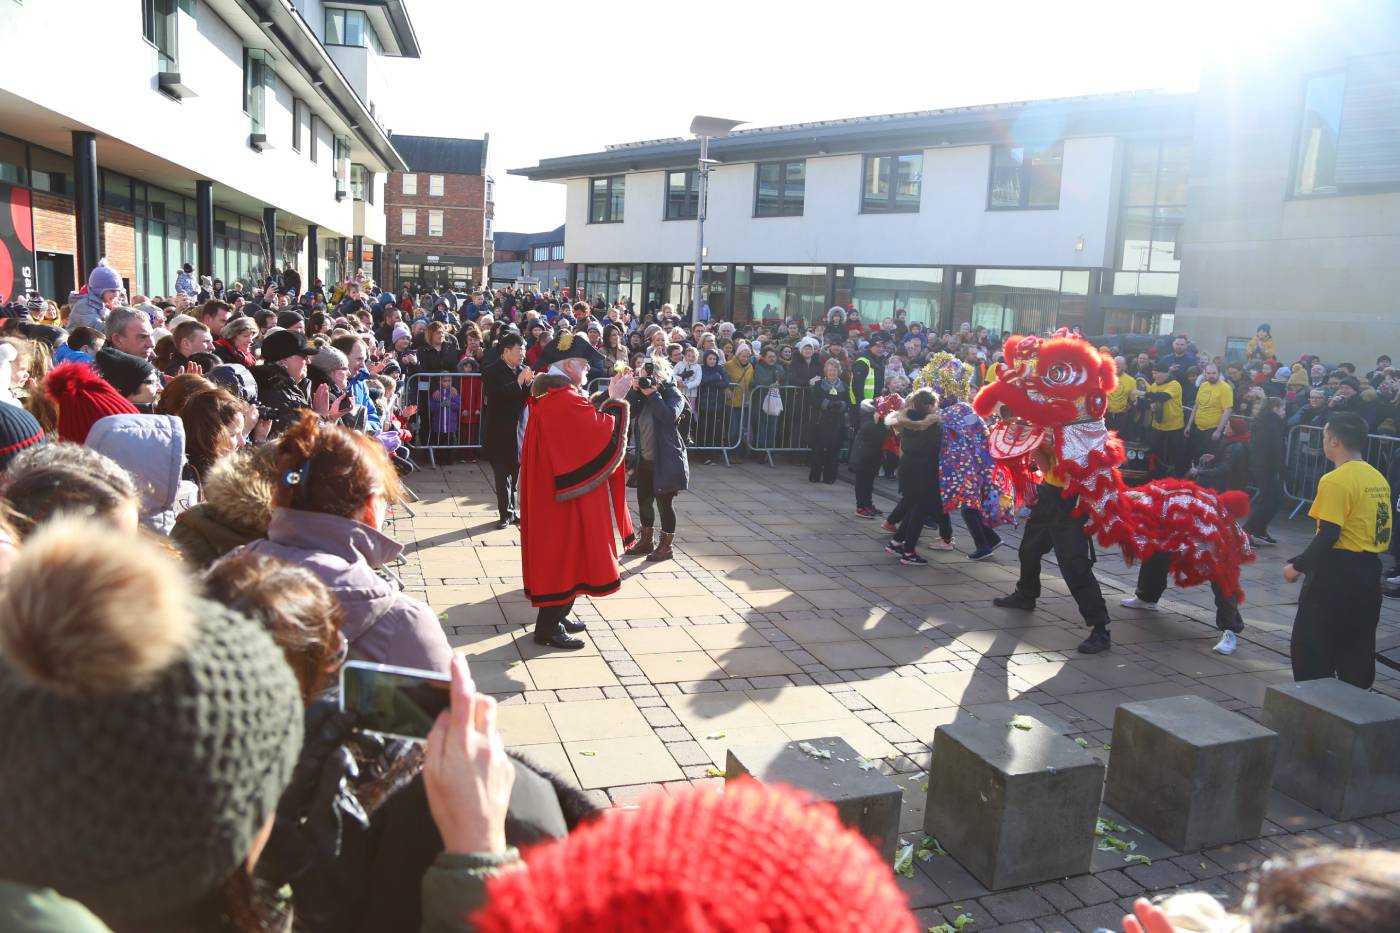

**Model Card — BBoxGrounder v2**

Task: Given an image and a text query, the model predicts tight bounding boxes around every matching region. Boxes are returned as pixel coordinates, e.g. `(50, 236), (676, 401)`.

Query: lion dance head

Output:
(972, 329), (1118, 428)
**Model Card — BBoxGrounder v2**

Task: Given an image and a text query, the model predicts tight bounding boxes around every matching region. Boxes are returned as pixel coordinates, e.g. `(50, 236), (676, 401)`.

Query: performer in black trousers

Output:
(481, 332), (531, 529)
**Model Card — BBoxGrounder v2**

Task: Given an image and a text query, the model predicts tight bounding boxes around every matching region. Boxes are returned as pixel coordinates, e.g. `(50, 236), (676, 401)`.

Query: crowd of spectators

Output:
(1, 263), (1398, 929)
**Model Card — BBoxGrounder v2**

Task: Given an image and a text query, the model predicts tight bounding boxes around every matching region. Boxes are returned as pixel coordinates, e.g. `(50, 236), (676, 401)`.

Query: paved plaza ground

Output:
(388, 458), (1400, 933)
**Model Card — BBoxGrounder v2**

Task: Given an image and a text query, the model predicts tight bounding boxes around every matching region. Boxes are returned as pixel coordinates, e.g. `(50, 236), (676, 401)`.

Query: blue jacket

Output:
(349, 369), (383, 432)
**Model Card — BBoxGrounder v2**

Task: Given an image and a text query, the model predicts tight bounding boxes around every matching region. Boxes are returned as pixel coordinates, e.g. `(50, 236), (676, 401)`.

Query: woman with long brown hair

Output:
(179, 387), (246, 485)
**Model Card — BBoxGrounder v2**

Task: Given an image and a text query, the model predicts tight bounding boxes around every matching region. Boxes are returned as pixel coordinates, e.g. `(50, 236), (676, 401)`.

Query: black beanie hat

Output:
(276, 310), (305, 330)
(94, 346), (155, 398)
(0, 403), (46, 471)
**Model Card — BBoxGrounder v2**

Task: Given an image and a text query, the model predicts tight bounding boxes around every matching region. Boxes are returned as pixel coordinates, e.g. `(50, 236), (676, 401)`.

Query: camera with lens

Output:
(636, 361), (656, 390)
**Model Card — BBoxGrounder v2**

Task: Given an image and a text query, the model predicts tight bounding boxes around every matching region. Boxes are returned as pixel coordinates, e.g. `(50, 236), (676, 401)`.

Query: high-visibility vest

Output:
(850, 357), (875, 403)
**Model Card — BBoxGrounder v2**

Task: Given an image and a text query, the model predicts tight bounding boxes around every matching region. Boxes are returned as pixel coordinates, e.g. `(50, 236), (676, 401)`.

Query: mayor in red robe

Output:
(520, 334), (635, 650)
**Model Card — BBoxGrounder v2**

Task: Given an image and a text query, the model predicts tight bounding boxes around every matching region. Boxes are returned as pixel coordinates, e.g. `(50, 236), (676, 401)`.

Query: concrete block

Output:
(1263, 680), (1400, 820)
(726, 736), (902, 861)
(923, 716), (1104, 890)
(1105, 695), (1277, 852)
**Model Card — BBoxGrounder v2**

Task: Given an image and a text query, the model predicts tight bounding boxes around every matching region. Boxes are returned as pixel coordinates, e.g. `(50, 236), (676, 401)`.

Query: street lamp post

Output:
(688, 116), (747, 323)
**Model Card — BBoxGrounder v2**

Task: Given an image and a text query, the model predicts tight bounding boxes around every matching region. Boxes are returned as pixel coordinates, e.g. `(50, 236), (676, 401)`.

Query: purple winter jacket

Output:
(236, 508), (453, 673)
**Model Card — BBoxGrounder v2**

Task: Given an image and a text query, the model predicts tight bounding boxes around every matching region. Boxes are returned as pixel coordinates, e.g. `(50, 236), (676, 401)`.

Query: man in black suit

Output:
(482, 332), (532, 528)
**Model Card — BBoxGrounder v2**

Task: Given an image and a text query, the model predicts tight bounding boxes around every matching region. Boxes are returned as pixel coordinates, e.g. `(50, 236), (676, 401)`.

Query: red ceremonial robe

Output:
(520, 380), (635, 607)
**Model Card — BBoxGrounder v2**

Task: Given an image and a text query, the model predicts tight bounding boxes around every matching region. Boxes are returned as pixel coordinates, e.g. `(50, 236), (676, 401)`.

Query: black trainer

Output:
(993, 592), (1036, 611)
(899, 552), (928, 566)
(1077, 626), (1111, 654)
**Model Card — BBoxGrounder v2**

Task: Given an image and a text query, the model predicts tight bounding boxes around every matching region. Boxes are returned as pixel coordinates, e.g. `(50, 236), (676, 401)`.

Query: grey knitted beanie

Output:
(0, 524), (303, 922)
(309, 343), (349, 374)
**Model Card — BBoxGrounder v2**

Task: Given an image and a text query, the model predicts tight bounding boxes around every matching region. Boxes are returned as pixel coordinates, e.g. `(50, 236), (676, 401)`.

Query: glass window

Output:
(101, 170), (133, 212)
(428, 174), (444, 197)
(532, 246), (547, 262)
(665, 169), (699, 220)
(243, 49), (273, 136)
(589, 175), (624, 223)
(351, 164), (369, 201)
(292, 99), (305, 152)
(143, 0), (179, 71)
(862, 153), (921, 213)
(310, 116), (319, 162)
(551, 244), (564, 261)
(325, 8), (344, 43)
(1293, 71), (1346, 196)
(1114, 140), (1190, 298)
(401, 209), (416, 236)
(427, 209), (443, 237)
(29, 147), (72, 197)
(0, 136), (24, 186)
(970, 269), (1065, 335)
(754, 159), (805, 217)
(989, 141), (1063, 209)
(402, 173), (417, 195)
(851, 266), (943, 327)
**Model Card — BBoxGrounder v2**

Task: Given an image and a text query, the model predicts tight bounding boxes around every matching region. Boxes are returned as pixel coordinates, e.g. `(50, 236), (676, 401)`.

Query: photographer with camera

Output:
(624, 357), (689, 563)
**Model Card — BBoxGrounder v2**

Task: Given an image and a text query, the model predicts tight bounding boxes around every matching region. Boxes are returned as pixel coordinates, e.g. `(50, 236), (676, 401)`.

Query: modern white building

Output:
(0, 0), (419, 302)
(511, 92), (1194, 336)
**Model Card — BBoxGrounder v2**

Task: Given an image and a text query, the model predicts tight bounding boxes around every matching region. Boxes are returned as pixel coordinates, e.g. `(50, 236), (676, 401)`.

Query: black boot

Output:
(534, 631), (585, 650)
(1077, 625), (1111, 654)
(561, 618), (588, 634)
(993, 591), (1037, 611)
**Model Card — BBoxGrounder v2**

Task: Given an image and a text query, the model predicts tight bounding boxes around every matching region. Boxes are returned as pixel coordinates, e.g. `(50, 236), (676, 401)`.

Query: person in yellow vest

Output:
(1105, 355), (1140, 438)
(1185, 363), (1233, 468)
(1143, 360), (1184, 477)
(1284, 411), (1390, 688)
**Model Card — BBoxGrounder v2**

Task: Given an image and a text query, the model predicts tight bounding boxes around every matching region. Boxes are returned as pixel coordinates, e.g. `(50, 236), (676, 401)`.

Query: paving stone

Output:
(641, 707), (682, 728)
(977, 889), (1055, 924)
(1032, 881), (1083, 913)
(666, 740), (712, 767)
(1123, 859), (1195, 891)
(1066, 902), (1131, 933)
(555, 687), (606, 702)
(1096, 869), (1144, 898)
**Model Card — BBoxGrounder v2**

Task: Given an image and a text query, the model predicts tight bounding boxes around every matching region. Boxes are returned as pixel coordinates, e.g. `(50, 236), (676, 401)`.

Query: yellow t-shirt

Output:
(1308, 459), (1392, 553)
(1106, 375), (1137, 414)
(1193, 380), (1233, 430)
(1149, 379), (1184, 431)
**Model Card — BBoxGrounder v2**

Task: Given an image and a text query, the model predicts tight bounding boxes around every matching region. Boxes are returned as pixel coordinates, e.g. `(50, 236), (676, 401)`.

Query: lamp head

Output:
(689, 115), (748, 137)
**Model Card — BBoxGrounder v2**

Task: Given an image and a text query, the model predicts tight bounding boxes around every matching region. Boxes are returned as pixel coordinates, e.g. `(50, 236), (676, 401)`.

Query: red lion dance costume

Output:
(973, 330), (1254, 601)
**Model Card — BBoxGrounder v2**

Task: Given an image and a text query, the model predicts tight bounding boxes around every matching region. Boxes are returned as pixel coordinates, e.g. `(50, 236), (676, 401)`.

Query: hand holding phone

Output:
(423, 656), (514, 856)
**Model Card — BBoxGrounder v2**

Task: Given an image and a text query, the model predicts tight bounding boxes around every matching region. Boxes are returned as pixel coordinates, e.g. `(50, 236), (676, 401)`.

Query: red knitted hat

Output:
(472, 779), (917, 933)
(45, 362), (139, 444)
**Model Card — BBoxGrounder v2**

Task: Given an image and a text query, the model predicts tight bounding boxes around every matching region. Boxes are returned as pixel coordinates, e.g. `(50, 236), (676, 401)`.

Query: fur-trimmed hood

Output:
(202, 450), (277, 536)
(888, 407), (936, 432)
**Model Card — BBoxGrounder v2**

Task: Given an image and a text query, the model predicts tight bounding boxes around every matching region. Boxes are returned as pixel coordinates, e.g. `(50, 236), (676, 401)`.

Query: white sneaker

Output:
(1120, 596), (1160, 611)
(1214, 631), (1238, 655)
(1387, 575), (1400, 586)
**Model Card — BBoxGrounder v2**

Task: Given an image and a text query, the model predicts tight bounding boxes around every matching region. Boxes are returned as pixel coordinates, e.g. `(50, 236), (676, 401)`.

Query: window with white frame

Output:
(428, 209), (444, 237)
(400, 209), (416, 236)
(402, 173), (417, 195)
(551, 244), (564, 261)
(428, 174), (444, 197)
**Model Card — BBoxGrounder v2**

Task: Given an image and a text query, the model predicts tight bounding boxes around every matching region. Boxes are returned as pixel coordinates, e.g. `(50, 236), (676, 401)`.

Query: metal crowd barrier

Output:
(588, 376), (746, 463)
(742, 383), (837, 466)
(405, 371), (482, 466)
(1282, 423), (1400, 518)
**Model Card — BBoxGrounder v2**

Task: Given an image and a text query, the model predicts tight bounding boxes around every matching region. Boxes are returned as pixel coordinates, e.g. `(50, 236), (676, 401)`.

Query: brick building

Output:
(489, 224), (566, 289)
(385, 134), (493, 294)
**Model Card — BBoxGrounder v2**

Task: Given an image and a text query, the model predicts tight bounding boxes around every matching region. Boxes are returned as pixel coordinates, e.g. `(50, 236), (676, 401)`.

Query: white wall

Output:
(0, 0), (370, 239)
(563, 137), (1117, 269)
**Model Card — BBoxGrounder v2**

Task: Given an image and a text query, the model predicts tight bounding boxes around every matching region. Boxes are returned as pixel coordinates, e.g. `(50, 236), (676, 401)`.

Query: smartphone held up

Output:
(340, 660), (450, 743)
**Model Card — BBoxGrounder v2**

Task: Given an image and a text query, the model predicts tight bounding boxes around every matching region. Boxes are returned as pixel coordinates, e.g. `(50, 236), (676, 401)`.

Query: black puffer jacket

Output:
(251, 362), (313, 435)
(848, 407), (888, 471)
(893, 407), (942, 500)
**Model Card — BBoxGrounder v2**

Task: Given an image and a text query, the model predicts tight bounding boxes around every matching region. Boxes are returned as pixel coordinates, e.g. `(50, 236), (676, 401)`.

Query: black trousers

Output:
(1243, 471), (1283, 537)
(1292, 550), (1381, 689)
(1185, 424), (1218, 469)
(491, 458), (518, 522)
(533, 599), (576, 640)
(894, 493), (951, 552)
(634, 459), (677, 533)
(808, 421), (843, 483)
(1135, 552), (1243, 632)
(962, 509), (1002, 551)
(1150, 426), (1184, 477)
(853, 465), (878, 509)
(1013, 488), (1110, 627)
